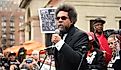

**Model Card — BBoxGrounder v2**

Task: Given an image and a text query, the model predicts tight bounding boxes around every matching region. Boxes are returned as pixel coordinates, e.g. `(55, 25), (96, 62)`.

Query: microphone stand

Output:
(77, 46), (87, 70)
(39, 53), (48, 70)
(77, 53), (86, 70)
(39, 46), (55, 70)
(49, 55), (53, 70)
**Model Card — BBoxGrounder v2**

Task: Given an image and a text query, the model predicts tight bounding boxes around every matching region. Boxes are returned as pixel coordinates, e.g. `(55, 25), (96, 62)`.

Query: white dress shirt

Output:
(55, 34), (67, 51)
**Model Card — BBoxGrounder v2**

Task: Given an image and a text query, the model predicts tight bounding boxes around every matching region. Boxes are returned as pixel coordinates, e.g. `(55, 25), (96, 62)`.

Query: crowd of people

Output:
(0, 4), (121, 70)
(0, 47), (40, 70)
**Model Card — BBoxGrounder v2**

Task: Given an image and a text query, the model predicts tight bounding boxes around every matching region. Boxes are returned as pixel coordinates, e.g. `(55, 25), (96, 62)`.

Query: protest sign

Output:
(38, 8), (56, 33)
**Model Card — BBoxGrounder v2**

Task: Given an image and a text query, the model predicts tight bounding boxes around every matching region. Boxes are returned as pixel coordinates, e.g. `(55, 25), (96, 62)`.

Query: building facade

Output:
(0, 0), (25, 49)
(19, 0), (121, 47)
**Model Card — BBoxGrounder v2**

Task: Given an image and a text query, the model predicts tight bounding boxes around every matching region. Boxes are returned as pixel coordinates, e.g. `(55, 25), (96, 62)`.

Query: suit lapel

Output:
(65, 27), (76, 43)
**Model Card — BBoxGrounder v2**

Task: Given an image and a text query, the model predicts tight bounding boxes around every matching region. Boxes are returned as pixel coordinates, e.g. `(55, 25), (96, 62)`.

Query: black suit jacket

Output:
(54, 26), (89, 70)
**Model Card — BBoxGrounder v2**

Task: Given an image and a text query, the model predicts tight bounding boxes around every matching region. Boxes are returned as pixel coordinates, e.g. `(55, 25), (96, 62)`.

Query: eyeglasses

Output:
(56, 16), (68, 20)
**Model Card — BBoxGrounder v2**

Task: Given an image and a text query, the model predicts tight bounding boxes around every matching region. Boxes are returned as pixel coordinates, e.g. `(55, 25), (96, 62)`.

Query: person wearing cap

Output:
(92, 17), (112, 65)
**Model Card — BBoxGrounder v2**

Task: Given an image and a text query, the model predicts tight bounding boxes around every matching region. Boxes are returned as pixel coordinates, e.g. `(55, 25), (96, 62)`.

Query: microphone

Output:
(45, 29), (61, 50)
(55, 28), (64, 39)
(44, 29), (62, 55)
(55, 29), (60, 34)
(45, 29), (61, 47)
(81, 46), (88, 54)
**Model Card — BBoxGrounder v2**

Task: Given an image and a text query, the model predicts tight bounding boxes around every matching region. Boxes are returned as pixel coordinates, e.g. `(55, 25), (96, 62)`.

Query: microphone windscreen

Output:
(55, 29), (60, 34)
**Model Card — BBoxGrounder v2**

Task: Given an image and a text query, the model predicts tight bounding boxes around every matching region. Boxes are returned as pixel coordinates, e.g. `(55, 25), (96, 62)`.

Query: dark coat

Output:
(86, 48), (107, 70)
(112, 59), (121, 70)
(54, 26), (89, 70)
(112, 50), (121, 70)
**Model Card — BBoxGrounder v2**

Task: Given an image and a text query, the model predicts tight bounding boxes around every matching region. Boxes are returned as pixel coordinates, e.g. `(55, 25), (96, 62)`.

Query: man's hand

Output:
(51, 34), (61, 44)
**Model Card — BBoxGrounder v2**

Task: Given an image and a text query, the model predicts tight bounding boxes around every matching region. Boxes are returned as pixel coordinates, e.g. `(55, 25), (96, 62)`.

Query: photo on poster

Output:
(38, 8), (57, 33)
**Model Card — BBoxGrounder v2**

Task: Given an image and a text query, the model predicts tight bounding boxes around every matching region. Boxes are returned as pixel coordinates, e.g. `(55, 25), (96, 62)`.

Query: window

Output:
(1, 27), (6, 32)
(1, 16), (7, 22)
(19, 22), (24, 30)
(10, 16), (14, 22)
(119, 20), (121, 29)
(1, 22), (6, 27)
(19, 22), (24, 26)
(10, 40), (15, 45)
(26, 24), (31, 40)
(90, 20), (95, 32)
(10, 22), (14, 27)
(2, 34), (6, 38)
(1, 44), (6, 49)
(19, 16), (24, 22)
(10, 28), (15, 32)
(10, 34), (15, 39)
(1, 39), (6, 44)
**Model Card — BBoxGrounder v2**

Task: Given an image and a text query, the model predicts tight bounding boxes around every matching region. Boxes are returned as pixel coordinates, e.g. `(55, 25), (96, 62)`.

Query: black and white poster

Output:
(38, 8), (57, 33)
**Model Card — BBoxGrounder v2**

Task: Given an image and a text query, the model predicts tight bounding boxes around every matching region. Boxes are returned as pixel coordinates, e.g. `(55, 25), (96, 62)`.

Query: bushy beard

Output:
(58, 25), (68, 34)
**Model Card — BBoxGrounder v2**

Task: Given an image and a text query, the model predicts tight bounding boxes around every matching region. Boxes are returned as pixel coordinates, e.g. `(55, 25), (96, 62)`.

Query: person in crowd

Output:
(19, 57), (40, 70)
(0, 52), (9, 70)
(51, 4), (89, 70)
(17, 47), (27, 63)
(85, 32), (107, 70)
(31, 50), (39, 61)
(8, 51), (20, 70)
(0, 47), (3, 53)
(0, 53), (5, 70)
(92, 17), (112, 64)
(103, 29), (115, 38)
(31, 50), (40, 65)
(39, 50), (56, 70)
(107, 34), (121, 70)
